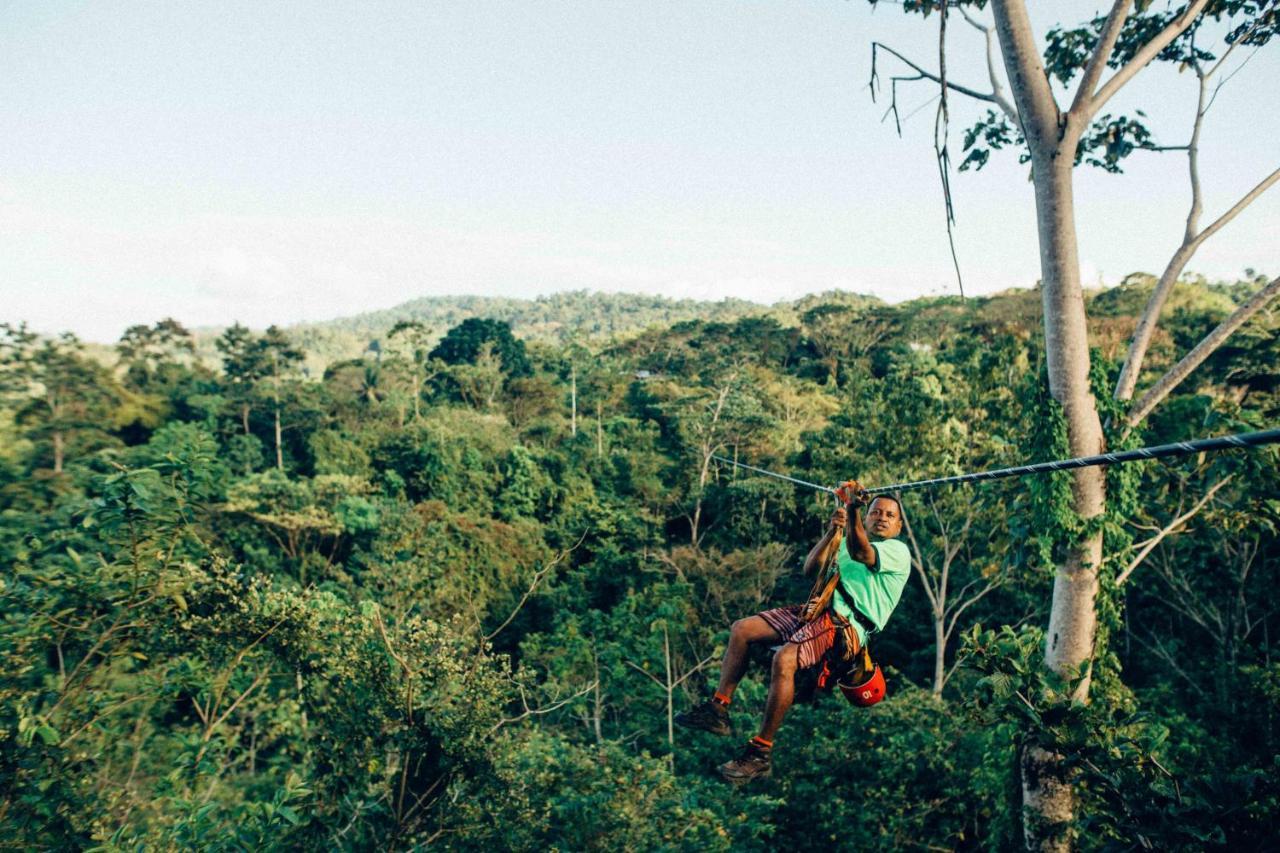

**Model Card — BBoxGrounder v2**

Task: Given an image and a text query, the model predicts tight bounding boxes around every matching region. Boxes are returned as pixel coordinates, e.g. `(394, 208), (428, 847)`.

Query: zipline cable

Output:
(708, 456), (839, 495)
(712, 426), (1280, 497)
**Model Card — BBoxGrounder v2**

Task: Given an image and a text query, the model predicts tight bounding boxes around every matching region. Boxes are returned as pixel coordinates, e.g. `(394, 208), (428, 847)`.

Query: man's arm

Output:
(838, 480), (877, 568)
(803, 505), (846, 576)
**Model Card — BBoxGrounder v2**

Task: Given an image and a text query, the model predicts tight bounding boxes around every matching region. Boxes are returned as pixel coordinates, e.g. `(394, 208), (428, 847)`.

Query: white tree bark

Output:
(1126, 275), (1280, 427)
(992, 3), (1105, 848)
(1113, 48), (1280, 406)
(274, 408), (283, 471)
(884, 1), (1241, 845)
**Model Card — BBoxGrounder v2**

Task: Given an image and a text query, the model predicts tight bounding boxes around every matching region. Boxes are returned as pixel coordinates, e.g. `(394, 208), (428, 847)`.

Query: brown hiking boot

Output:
(675, 700), (732, 736)
(717, 741), (772, 784)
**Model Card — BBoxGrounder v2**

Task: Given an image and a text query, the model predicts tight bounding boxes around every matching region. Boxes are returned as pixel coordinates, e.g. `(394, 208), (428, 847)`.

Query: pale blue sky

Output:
(2, 1), (1277, 342)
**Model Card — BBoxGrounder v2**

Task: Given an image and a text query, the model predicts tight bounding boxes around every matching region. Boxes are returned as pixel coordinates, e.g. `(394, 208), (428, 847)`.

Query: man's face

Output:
(865, 497), (903, 539)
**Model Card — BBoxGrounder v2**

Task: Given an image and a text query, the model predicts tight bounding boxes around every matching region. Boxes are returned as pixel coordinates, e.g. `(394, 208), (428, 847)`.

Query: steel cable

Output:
(712, 427), (1280, 497)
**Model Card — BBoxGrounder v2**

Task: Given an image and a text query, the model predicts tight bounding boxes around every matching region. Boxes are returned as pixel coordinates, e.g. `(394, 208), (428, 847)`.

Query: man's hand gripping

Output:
(835, 479), (871, 508)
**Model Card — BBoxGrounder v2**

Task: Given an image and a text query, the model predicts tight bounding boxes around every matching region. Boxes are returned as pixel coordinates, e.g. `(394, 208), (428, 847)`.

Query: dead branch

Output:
(945, 576), (1006, 644)
(485, 531), (587, 642)
(957, 5), (1019, 122)
(490, 679), (597, 734)
(871, 42), (1000, 107)
(1116, 475), (1233, 586)
(902, 503), (942, 612)
(1110, 10), (1278, 406)
(1125, 275), (1280, 427)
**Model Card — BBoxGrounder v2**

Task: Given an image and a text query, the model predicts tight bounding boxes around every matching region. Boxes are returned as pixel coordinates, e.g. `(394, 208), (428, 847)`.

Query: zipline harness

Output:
(712, 427), (1280, 497)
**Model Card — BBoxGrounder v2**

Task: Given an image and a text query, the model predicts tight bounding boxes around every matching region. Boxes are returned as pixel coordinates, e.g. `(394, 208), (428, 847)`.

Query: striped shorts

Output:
(758, 606), (851, 671)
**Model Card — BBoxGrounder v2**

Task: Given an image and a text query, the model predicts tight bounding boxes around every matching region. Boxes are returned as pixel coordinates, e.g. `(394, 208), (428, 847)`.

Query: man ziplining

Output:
(674, 428), (1280, 784)
(676, 480), (912, 784)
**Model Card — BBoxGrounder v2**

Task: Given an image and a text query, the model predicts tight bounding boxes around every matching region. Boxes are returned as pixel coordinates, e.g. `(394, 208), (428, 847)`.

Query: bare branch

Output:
(1069, 1), (1132, 118)
(1203, 44), (1263, 115)
(1150, 549), (1223, 635)
(901, 502), (942, 611)
(203, 668), (270, 743)
(490, 680), (597, 734)
(1204, 12), (1269, 81)
(1126, 275), (1280, 427)
(625, 659), (667, 689)
(1113, 47), (1278, 405)
(60, 694), (150, 747)
(672, 653), (718, 689)
(374, 608), (412, 675)
(1116, 475), (1233, 586)
(1130, 630), (1199, 689)
(1087, 0), (1212, 120)
(871, 42), (999, 105)
(945, 578), (1005, 643)
(485, 531), (586, 642)
(1184, 166), (1280, 254)
(194, 666), (272, 765)
(958, 5), (1019, 122)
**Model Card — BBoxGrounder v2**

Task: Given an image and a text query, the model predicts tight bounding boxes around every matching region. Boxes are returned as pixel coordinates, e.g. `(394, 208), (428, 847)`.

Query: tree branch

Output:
(871, 42), (999, 105)
(1130, 630), (1199, 689)
(901, 503), (942, 611)
(1113, 54), (1278, 405)
(945, 577), (1005, 643)
(1184, 166), (1280, 255)
(625, 659), (668, 688)
(958, 6), (1019, 123)
(1116, 475), (1233, 586)
(1204, 11), (1268, 81)
(485, 532), (586, 642)
(1086, 0), (1212, 120)
(490, 680), (597, 734)
(990, 0), (1061, 145)
(1125, 275), (1280, 427)
(1069, 0), (1132, 117)
(672, 653), (718, 689)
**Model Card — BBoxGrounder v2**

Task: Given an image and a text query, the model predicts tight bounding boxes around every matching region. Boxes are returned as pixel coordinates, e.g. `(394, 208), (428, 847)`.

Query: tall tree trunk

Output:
(991, 2), (1111, 845)
(52, 430), (64, 474)
(571, 365), (577, 436)
(1018, 152), (1107, 852)
(590, 650), (603, 745)
(932, 614), (946, 698)
(690, 384), (731, 547)
(241, 402), (250, 435)
(1033, 156), (1107, 696)
(274, 407), (283, 471)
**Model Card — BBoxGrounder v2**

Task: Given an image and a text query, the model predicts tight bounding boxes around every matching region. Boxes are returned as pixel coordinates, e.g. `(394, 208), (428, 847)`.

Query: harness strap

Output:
(834, 581), (878, 636)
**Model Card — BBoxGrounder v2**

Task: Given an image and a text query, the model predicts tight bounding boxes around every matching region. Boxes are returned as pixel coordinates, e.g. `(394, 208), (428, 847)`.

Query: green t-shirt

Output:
(830, 538), (912, 632)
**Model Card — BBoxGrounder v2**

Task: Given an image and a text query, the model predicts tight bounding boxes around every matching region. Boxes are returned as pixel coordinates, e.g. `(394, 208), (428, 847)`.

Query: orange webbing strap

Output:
(800, 530), (843, 624)
(858, 645), (875, 681)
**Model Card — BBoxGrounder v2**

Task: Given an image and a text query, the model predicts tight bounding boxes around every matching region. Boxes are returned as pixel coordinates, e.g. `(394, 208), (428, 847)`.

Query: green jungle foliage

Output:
(2, 277), (1277, 850)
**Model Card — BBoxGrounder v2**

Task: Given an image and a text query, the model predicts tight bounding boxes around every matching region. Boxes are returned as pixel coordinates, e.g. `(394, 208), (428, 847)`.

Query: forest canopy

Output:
(2, 278), (1277, 850)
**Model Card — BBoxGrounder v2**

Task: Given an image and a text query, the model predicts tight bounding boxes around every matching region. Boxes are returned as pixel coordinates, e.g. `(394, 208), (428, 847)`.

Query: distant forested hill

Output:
(275, 292), (778, 369)
(184, 277), (1262, 377)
